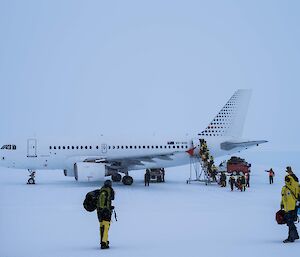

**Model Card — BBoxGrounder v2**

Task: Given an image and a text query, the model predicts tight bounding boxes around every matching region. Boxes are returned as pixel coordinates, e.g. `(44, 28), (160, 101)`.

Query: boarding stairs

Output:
(186, 139), (214, 185)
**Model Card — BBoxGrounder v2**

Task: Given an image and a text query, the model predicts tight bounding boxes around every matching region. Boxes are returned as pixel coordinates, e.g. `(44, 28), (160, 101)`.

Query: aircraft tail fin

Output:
(198, 89), (252, 138)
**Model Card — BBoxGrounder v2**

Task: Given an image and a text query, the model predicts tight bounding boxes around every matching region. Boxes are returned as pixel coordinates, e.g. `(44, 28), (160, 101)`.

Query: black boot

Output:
(101, 242), (109, 249)
(283, 238), (294, 243)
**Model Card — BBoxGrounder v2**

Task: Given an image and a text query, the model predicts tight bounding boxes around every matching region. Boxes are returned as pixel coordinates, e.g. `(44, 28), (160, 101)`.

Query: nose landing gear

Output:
(27, 170), (36, 185)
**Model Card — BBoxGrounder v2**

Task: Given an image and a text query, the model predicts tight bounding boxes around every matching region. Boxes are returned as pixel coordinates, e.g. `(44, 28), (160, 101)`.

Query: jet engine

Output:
(74, 162), (107, 182)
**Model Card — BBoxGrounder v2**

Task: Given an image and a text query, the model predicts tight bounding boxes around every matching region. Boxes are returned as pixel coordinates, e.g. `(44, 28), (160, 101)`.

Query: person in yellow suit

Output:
(281, 175), (299, 243)
(97, 180), (115, 249)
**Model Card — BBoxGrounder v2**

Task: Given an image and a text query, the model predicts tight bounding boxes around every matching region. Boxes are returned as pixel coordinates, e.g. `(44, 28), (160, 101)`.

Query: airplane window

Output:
(58, 146), (61, 150)
(173, 146), (175, 149)
(63, 146), (65, 150)
(156, 146), (158, 149)
(117, 146), (119, 149)
(72, 146), (74, 149)
(143, 146), (145, 149)
(113, 146), (115, 149)
(67, 146), (70, 149)
(49, 146), (52, 150)
(84, 146), (87, 149)
(168, 146), (171, 148)
(54, 146), (56, 150)
(108, 146), (111, 149)
(164, 146), (167, 149)
(160, 146), (162, 149)
(181, 146), (184, 149)
(151, 146), (154, 148)
(90, 146), (92, 149)
(147, 146), (150, 149)
(121, 146), (124, 149)
(125, 146), (128, 149)
(186, 146), (188, 149)
(76, 146), (79, 149)
(177, 146), (179, 149)
(129, 146), (132, 149)
(81, 146), (83, 149)
(138, 146), (141, 149)
(96, 146), (99, 149)
(134, 146), (136, 149)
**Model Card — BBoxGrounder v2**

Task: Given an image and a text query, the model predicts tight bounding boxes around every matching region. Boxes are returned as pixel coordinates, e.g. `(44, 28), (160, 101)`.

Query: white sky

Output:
(0, 1), (299, 150)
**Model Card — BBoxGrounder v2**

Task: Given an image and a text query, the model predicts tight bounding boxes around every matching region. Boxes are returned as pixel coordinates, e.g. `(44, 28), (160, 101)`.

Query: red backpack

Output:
(275, 210), (286, 225)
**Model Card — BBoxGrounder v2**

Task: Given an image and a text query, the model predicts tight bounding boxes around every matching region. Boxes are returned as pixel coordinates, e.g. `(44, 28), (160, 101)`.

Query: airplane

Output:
(0, 89), (267, 185)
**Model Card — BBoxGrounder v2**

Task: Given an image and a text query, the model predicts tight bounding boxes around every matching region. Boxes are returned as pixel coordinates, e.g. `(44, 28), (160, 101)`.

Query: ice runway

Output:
(0, 151), (299, 257)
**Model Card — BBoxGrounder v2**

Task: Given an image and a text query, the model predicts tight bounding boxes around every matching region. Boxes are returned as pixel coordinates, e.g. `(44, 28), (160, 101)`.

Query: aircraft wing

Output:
(83, 152), (178, 169)
(220, 140), (268, 151)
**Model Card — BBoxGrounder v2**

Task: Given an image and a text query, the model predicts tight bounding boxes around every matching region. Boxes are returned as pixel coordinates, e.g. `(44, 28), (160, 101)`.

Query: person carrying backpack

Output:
(220, 172), (227, 187)
(97, 180), (115, 249)
(281, 175), (299, 243)
(229, 174), (235, 191)
(240, 174), (246, 191)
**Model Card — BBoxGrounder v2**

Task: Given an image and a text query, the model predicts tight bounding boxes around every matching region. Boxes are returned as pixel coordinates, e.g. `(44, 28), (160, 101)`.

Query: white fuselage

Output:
(0, 136), (242, 172)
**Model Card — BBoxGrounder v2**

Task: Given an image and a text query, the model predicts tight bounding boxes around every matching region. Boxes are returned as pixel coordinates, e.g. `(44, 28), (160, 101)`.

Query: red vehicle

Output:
(227, 156), (251, 174)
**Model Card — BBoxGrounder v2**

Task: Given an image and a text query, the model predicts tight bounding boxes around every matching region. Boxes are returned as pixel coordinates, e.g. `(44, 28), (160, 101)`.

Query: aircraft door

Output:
(101, 143), (107, 154)
(27, 139), (37, 157)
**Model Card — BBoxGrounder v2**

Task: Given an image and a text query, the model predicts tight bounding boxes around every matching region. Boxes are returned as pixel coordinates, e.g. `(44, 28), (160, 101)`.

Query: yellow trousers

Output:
(100, 221), (110, 244)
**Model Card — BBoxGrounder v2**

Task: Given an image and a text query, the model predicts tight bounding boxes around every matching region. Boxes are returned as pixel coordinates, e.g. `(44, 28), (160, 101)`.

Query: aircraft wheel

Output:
(27, 178), (35, 184)
(122, 175), (133, 185)
(112, 173), (122, 182)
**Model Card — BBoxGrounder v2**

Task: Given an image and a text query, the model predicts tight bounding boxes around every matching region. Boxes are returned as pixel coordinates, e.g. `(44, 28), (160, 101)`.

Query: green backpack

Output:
(97, 187), (112, 209)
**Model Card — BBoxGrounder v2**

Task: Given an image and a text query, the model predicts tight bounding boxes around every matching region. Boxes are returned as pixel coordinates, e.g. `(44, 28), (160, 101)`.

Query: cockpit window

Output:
(1, 144), (17, 150)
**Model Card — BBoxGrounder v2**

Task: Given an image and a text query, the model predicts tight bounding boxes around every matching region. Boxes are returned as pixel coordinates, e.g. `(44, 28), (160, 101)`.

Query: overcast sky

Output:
(0, 0), (299, 150)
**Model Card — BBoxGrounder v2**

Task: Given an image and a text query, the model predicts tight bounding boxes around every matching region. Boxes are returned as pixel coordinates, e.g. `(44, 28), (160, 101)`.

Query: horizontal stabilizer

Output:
(220, 140), (268, 151)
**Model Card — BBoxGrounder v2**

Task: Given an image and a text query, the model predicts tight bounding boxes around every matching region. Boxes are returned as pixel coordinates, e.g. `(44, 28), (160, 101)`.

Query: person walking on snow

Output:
(220, 172), (227, 187)
(240, 174), (246, 191)
(97, 180), (115, 249)
(229, 174), (235, 191)
(281, 175), (299, 243)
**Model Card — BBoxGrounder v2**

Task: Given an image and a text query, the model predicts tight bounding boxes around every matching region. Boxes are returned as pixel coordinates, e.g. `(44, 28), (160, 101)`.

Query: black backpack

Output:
(83, 189), (100, 212)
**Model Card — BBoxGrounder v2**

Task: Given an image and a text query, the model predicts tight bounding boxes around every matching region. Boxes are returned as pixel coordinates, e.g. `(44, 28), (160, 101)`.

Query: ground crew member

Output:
(245, 172), (250, 187)
(97, 180), (115, 249)
(240, 174), (246, 191)
(144, 169), (150, 186)
(161, 168), (165, 182)
(281, 175), (299, 243)
(269, 168), (275, 184)
(229, 174), (235, 191)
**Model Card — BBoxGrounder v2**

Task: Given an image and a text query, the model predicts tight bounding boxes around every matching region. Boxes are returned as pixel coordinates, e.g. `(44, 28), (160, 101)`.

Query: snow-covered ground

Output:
(0, 151), (299, 257)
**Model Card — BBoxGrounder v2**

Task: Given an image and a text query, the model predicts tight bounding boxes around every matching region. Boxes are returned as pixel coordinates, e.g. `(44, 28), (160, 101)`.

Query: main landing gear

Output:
(122, 175), (133, 186)
(111, 173), (122, 182)
(111, 171), (133, 185)
(27, 170), (36, 185)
